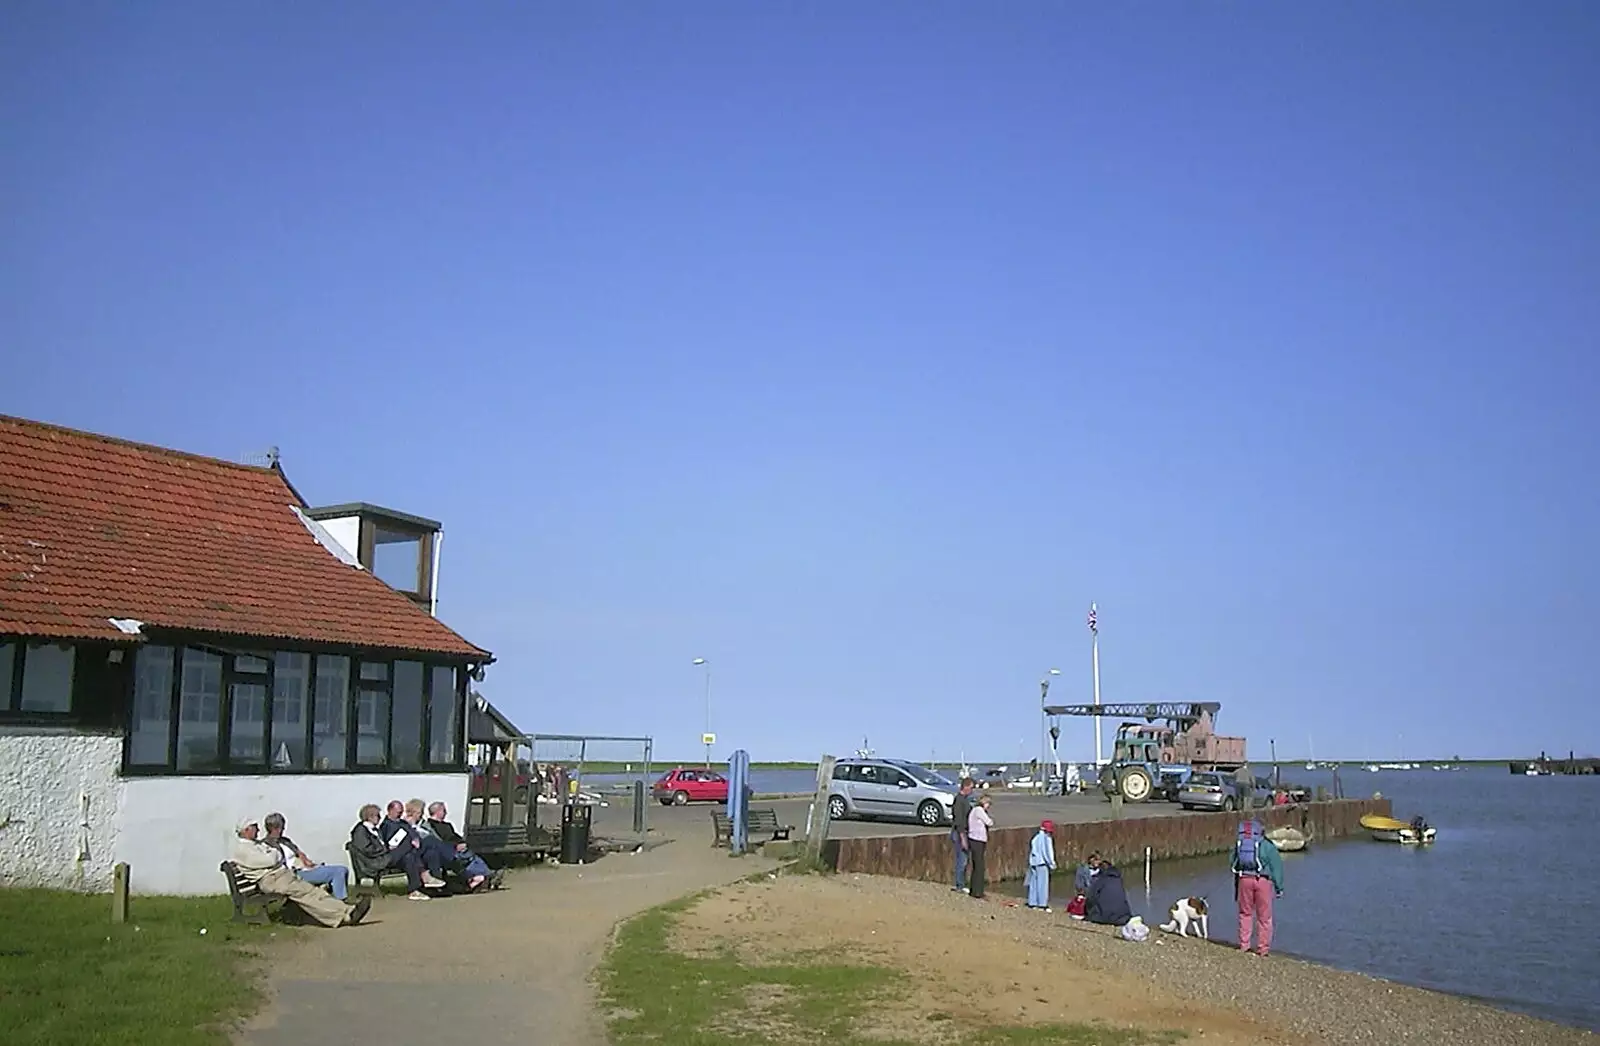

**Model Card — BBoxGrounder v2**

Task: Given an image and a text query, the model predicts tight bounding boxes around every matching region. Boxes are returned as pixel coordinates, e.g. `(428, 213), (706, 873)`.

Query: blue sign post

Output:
(728, 749), (751, 854)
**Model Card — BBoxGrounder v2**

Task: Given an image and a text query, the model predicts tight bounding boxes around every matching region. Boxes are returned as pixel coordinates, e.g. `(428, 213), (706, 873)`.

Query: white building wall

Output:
(317, 515), (362, 563)
(117, 771), (470, 895)
(0, 729), (124, 892)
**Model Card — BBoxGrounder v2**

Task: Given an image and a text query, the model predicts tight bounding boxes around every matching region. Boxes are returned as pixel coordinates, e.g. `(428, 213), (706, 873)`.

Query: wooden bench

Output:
(220, 861), (285, 924)
(463, 824), (544, 856)
(346, 844), (412, 899)
(711, 807), (794, 848)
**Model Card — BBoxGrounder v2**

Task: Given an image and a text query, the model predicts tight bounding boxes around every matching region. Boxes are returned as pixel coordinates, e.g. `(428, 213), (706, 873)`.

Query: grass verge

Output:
(0, 888), (280, 1046)
(596, 891), (1183, 1046)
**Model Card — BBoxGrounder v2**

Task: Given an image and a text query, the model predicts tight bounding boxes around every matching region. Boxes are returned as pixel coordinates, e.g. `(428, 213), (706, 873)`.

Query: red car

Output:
(653, 767), (729, 806)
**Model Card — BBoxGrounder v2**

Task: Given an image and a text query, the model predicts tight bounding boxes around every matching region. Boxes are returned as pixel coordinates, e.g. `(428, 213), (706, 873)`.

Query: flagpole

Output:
(1089, 602), (1104, 766)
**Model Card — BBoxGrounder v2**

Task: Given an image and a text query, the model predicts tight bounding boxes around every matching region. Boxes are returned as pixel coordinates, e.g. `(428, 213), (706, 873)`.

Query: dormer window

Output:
(304, 503), (441, 614)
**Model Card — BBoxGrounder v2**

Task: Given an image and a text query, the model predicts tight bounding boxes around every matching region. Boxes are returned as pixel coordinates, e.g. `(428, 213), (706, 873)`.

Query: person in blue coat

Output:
(1026, 819), (1057, 910)
(1086, 862), (1132, 926)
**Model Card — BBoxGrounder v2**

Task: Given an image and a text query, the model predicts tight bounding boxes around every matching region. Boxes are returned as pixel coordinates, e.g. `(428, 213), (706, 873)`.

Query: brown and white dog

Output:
(1159, 896), (1209, 939)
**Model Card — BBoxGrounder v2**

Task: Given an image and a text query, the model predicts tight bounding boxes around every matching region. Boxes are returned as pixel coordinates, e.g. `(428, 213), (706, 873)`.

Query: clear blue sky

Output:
(3, 3), (1596, 763)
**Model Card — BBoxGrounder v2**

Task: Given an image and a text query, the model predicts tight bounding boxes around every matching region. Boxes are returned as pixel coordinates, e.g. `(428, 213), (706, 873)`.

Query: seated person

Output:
(350, 803), (442, 900)
(381, 799), (456, 885)
(263, 811), (350, 900)
(1073, 852), (1102, 895)
(1085, 861), (1132, 927)
(423, 800), (502, 891)
(231, 815), (369, 927)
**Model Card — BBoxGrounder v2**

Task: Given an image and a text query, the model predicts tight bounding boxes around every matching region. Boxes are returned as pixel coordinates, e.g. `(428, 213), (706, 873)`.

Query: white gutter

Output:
(429, 528), (443, 618)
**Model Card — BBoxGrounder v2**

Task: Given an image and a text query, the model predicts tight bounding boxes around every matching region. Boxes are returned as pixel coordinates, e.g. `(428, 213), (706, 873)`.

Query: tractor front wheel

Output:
(1119, 766), (1154, 803)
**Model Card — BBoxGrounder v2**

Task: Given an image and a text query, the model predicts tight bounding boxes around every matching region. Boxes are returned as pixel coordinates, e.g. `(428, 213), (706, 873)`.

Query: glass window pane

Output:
(428, 666), (459, 766)
(177, 649), (223, 772)
(19, 643), (75, 713)
(312, 655), (350, 771)
(390, 661), (424, 771)
(229, 682), (268, 766)
(372, 527), (423, 593)
(129, 646), (174, 766)
(356, 688), (389, 767)
(360, 661), (388, 681)
(270, 652), (308, 770)
(234, 654), (269, 674)
(0, 642), (14, 710)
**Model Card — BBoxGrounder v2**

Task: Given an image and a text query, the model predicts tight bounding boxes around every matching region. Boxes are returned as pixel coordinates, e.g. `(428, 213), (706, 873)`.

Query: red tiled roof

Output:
(0, 415), (488, 659)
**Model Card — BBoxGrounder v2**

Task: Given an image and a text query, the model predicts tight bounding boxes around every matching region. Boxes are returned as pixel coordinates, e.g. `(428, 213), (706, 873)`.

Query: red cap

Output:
(1040, 819), (1055, 832)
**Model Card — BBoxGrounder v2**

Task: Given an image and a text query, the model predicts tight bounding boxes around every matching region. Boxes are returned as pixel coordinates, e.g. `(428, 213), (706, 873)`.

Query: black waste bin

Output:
(560, 802), (592, 864)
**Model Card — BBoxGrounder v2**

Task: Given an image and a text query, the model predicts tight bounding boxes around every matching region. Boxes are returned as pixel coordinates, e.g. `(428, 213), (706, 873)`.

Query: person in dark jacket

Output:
(350, 803), (438, 900)
(949, 777), (976, 892)
(382, 799), (455, 882)
(1085, 863), (1132, 926)
(424, 801), (502, 890)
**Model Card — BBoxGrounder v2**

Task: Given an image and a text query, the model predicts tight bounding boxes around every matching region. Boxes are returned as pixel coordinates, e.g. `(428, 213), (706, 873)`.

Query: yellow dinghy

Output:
(1361, 813), (1436, 844)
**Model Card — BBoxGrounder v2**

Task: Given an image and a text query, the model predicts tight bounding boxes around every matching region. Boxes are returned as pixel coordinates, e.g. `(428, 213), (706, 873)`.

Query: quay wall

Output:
(832, 798), (1391, 883)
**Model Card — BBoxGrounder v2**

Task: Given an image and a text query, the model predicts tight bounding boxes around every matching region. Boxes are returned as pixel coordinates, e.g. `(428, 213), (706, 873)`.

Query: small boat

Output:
(1360, 813), (1436, 845)
(1266, 826), (1309, 852)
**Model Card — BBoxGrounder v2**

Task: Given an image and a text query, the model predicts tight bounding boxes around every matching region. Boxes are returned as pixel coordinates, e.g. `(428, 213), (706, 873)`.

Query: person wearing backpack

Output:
(1231, 818), (1284, 956)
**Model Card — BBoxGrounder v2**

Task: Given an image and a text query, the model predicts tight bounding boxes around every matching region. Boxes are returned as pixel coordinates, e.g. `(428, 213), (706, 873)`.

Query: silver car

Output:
(1176, 771), (1242, 812)
(827, 758), (957, 826)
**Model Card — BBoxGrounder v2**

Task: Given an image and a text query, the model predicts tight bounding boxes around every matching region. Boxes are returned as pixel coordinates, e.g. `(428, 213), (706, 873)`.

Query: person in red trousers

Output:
(1230, 819), (1284, 956)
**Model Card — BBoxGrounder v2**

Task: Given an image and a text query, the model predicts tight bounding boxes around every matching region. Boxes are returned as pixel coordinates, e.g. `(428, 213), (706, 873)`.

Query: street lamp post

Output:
(692, 658), (711, 768)
(1039, 668), (1061, 789)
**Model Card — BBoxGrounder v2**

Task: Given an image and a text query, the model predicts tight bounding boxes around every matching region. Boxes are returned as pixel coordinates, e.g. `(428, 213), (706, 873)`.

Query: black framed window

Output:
(311, 654), (351, 770)
(391, 661), (425, 771)
(0, 638), (78, 716)
(428, 665), (460, 766)
(121, 641), (469, 776)
(271, 652), (310, 770)
(129, 645), (176, 766)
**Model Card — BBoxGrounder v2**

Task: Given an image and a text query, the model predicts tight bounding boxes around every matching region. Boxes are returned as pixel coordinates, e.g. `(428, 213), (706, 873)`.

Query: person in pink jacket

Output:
(967, 793), (994, 899)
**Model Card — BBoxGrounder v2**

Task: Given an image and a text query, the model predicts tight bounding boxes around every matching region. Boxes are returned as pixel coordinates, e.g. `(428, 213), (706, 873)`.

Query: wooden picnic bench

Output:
(220, 861), (285, 924)
(711, 807), (794, 848)
(464, 823), (553, 857)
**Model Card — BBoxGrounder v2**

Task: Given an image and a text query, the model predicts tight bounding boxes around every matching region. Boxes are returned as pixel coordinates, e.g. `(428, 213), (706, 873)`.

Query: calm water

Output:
(1003, 766), (1599, 1031)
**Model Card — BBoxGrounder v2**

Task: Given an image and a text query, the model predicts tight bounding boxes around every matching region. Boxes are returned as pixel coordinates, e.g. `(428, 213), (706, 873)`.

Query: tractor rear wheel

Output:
(1119, 766), (1154, 803)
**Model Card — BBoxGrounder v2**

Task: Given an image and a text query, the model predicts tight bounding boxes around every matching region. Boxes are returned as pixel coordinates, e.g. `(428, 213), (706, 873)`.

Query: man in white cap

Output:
(231, 816), (370, 928)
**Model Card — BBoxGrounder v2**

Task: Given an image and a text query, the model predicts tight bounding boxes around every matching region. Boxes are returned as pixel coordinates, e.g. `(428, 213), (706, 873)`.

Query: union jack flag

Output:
(1086, 603), (1098, 635)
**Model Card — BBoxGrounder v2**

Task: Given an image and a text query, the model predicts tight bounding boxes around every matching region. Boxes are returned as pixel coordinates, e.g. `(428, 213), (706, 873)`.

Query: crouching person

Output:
(350, 803), (440, 901)
(424, 801), (502, 891)
(232, 816), (369, 927)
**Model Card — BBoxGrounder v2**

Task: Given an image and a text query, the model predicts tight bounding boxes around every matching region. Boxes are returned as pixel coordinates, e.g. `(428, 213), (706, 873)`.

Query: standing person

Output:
(1233, 763), (1256, 810)
(967, 793), (994, 899)
(949, 777), (976, 893)
(1232, 818), (1285, 956)
(1026, 820), (1057, 910)
(262, 811), (350, 901)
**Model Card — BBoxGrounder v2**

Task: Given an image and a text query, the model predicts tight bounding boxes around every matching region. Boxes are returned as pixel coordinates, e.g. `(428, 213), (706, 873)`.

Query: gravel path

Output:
(237, 828), (776, 1046)
(843, 874), (1594, 1046)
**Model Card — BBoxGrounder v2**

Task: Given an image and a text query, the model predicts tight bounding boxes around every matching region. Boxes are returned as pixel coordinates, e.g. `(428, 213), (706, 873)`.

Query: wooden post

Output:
(804, 754), (836, 861)
(111, 862), (129, 924)
(1109, 793), (1123, 820)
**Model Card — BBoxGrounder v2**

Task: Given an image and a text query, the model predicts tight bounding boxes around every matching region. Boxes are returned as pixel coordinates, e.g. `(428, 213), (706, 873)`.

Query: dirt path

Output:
(239, 827), (777, 1046)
